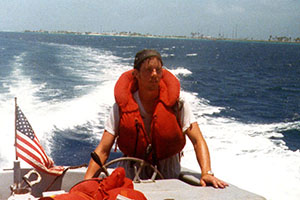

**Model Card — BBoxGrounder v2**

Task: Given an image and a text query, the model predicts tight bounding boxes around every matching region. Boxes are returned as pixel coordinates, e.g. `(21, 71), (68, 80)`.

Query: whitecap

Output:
(186, 53), (198, 57)
(169, 67), (192, 77)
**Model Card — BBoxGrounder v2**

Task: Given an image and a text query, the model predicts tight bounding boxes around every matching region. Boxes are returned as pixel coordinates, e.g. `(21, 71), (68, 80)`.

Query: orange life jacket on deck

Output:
(114, 69), (186, 163)
(52, 168), (147, 200)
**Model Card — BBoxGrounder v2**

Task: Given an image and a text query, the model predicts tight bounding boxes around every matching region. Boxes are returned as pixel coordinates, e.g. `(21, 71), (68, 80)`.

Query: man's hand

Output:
(200, 174), (229, 189)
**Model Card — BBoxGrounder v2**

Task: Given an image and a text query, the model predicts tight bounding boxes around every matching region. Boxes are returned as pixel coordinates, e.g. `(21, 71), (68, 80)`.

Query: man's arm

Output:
(84, 130), (115, 179)
(185, 122), (228, 188)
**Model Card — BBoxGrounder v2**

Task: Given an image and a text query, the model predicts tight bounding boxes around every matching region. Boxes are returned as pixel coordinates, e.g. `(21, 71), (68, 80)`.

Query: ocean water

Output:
(1, 32), (300, 200)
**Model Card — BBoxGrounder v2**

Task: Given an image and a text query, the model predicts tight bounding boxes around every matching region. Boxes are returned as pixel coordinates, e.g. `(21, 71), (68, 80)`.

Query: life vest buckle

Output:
(146, 144), (152, 156)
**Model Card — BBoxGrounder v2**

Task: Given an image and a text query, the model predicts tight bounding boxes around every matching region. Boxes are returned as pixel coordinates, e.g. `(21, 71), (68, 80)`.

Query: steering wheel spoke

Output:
(91, 153), (164, 181)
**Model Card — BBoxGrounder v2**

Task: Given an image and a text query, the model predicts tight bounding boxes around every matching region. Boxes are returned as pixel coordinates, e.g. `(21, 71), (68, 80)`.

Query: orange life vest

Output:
(52, 168), (147, 200)
(114, 69), (186, 163)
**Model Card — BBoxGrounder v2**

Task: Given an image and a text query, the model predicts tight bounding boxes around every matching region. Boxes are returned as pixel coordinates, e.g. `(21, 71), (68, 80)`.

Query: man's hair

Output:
(134, 49), (163, 70)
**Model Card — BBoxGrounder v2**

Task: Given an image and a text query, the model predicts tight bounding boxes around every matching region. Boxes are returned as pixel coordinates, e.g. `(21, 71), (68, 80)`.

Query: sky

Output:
(0, 0), (299, 40)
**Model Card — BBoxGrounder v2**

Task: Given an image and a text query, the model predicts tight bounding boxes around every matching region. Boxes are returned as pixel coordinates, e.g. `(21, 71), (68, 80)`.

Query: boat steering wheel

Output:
(91, 152), (164, 182)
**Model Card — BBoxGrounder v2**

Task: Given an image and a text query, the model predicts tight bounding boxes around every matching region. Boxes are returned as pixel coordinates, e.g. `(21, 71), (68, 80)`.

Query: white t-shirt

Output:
(105, 91), (196, 135)
(104, 91), (196, 179)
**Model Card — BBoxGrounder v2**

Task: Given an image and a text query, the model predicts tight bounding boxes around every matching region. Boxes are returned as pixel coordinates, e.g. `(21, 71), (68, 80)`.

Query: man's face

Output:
(134, 57), (163, 91)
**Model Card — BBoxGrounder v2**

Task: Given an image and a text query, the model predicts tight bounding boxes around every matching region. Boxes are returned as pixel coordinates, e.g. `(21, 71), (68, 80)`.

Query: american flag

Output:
(15, 105), (64, 176)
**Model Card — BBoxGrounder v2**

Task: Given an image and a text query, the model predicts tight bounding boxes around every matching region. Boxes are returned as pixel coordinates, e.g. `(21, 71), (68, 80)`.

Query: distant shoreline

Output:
(2, 30), (300, 44)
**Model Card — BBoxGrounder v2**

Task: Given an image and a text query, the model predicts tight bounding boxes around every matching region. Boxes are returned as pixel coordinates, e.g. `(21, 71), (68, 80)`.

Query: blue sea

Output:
(1, 32), (300, 200)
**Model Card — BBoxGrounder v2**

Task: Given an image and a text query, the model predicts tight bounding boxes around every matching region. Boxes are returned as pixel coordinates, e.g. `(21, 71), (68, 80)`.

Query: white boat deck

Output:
(0, 167), (266, 200)
(135, 179), (264, 200)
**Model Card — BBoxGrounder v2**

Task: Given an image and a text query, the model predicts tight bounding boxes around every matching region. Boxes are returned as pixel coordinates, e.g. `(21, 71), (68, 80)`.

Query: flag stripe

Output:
(16, 132), (48, 165)
(32, 137), (53, 166)
(16, 133), (46, 164)
(15, 105), (64, 176)
(17, 149), (47, 171)
(16, 138), (45, 165)
(32, 135), (48, 158)
(16, 148), (64, 175)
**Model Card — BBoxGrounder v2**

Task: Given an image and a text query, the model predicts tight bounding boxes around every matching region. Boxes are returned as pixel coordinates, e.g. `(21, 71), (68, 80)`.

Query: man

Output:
(85, 49), (228, 188)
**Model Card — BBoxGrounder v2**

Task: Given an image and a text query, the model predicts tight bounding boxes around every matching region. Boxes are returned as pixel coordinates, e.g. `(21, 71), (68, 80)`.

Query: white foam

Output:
(186, 53), (198, 57)
(0, 46), (131, 169)
(161, 53), (175, 58)
(180, 91), (300, 200)
(0, 53), (42, 168)
(169, 67), (192, 77)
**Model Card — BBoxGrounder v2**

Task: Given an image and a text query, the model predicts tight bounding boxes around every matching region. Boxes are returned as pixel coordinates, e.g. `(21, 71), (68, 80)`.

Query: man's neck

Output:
(138, 88), (159, 101)
(138, 89), (159, 114)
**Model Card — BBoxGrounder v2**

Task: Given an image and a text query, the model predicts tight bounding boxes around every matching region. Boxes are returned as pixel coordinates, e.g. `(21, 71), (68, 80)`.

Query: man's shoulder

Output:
(176, 98), (184, 111)
(178, 92), (188, 106)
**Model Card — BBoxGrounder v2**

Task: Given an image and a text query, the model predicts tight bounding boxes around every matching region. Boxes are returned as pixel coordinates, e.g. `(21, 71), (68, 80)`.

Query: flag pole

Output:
(14, 97), (22, 189)
(14, 97), (18, 160)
